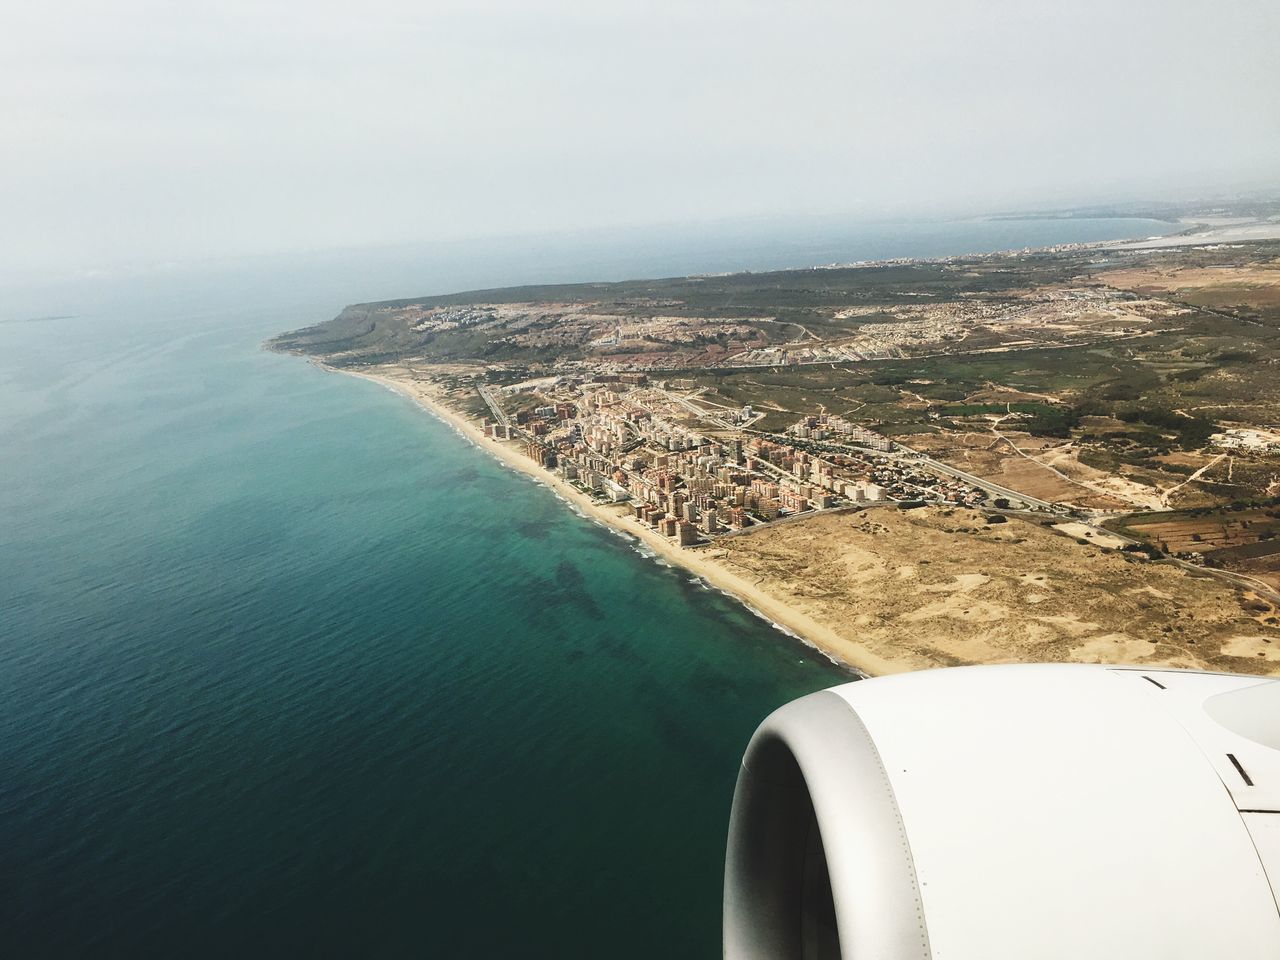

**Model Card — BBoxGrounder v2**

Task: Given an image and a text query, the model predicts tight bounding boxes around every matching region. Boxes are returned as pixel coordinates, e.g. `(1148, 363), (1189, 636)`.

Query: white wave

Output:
(732, 597), (847, 668)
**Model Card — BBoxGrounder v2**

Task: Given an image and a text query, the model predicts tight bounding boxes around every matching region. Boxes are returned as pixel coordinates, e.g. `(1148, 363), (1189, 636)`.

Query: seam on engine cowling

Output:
(814, 689), (933, 960)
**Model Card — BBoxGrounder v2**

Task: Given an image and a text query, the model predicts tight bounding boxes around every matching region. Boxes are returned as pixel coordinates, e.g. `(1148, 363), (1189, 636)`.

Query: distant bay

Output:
(0, 214), (1177, 956)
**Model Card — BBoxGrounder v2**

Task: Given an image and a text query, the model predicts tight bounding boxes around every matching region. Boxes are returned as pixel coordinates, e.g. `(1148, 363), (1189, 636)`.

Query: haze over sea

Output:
(1, 216), (1173, 956)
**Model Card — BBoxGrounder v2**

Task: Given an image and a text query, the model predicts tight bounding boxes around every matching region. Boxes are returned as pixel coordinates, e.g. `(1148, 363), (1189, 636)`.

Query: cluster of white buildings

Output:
(1212, 428), (1280, 453)
(788, 415), (895, 452)
(577, 402), (704, 453)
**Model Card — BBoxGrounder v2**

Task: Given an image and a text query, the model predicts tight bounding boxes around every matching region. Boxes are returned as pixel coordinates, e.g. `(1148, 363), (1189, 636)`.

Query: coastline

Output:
(328, 363), (906, 676)
(1109, 216), (1280, 249)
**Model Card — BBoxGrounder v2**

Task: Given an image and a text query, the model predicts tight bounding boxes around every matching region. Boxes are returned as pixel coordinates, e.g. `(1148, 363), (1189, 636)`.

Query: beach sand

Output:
(1111, 218), (1280, 249)
(331, 363), (1280, 678)
(332, 363), (904, 674)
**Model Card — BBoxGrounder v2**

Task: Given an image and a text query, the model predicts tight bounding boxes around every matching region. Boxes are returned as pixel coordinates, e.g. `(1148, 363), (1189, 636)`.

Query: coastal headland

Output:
(275, 216), (1280, 677)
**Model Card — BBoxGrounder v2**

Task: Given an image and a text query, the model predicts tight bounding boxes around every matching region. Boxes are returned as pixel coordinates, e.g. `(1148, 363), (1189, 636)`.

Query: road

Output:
(1160, 452), (1228, 507)
(658, 387), (738, 430)
(492, 376), (1280, 604)
(888, 440), (1061, 512)
(477, 384), (509, 428)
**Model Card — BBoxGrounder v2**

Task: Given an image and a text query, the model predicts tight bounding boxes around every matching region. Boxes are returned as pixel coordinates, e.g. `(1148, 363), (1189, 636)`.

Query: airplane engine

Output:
(724, 664), (1280, 959)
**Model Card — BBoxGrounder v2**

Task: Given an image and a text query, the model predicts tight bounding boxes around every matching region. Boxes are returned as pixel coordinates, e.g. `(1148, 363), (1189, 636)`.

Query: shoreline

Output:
(327, 363), (910, 677)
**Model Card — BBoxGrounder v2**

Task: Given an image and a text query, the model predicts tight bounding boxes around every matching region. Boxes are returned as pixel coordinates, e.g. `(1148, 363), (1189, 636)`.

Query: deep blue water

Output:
(0, 215), (1176, 956)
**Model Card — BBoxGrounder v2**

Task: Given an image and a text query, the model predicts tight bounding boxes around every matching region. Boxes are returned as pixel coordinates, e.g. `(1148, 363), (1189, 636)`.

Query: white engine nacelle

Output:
(724, 664), (1280, 959)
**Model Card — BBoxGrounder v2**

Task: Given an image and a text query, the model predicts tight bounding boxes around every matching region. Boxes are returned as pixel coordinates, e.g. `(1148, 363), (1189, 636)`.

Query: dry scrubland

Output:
(1100, 259), (1280, 310)
(907, 430), (1148, 511)
(707, 506), (1280, 675)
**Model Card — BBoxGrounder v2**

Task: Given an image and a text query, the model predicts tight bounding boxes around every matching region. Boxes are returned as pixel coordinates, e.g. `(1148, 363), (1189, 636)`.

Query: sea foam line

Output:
(735, 595), (850, 669)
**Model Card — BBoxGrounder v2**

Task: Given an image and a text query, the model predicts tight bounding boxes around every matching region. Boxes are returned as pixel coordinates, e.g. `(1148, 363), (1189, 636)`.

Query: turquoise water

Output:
(0, 216), (1176, 956)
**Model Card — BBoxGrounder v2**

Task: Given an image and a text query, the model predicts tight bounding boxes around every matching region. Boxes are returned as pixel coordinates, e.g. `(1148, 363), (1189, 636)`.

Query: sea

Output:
(0, 215), (1175, 957)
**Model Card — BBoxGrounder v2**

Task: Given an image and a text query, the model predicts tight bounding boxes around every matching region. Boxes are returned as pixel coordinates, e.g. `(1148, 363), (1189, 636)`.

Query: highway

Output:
(891, 443), (1061, 513)
(480, 381), (1280, 605)
(756, 428), (1062, 513)
(477, 384), (510, 428)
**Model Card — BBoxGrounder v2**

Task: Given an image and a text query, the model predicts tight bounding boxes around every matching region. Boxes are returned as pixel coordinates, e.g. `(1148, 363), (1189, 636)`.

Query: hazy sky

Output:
(3, 0), (1278, 279)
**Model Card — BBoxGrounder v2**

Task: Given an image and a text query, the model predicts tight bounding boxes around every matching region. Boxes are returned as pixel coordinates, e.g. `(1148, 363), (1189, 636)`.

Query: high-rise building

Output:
(700, 508), (718, 535)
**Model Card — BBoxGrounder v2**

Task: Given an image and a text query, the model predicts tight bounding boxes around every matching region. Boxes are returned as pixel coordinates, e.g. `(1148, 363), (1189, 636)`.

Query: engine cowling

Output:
(724, 664), (1280, 960)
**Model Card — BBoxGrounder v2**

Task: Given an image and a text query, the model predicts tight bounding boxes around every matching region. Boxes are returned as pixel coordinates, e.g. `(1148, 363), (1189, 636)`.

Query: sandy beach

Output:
(330, 364), (911, 675)
(329, 363), (1280, 679)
